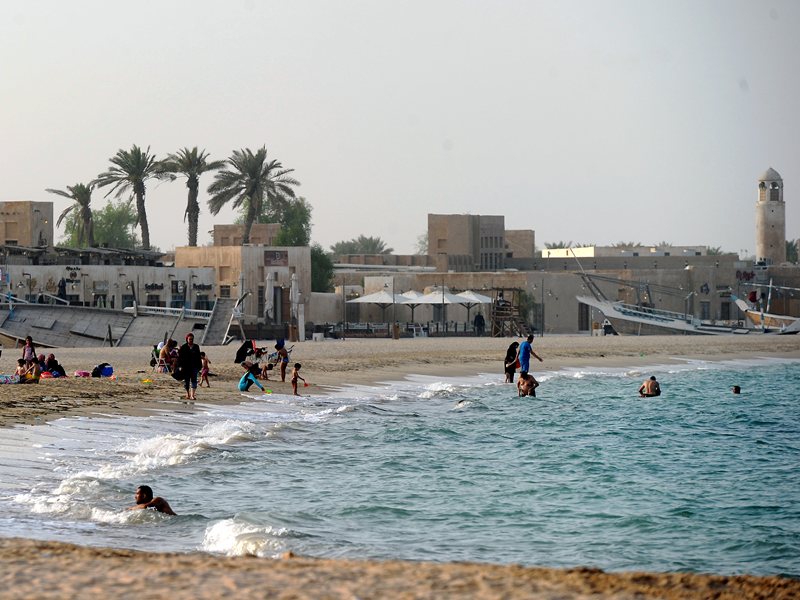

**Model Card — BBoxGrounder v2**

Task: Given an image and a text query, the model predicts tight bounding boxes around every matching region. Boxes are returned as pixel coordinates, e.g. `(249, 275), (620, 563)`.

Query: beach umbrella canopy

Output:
(397, 290), (424, 322)
(415, 288), (464, 326)
(264, 271), (275, 321)
(290, 273), (299, 320)
(415, 288), (464, 304)
(456, 290), (493, 322)
(347, 289), (402, 321)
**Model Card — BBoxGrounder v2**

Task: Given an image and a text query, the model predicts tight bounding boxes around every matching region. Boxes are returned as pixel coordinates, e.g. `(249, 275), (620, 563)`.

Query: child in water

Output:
(290, 363), (305, 396)
(199, 352), (211, 387)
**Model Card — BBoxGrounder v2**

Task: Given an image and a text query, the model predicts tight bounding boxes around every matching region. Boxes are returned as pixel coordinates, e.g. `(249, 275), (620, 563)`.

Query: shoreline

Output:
(1, 335), (799, 598)
(1, 335), (798, 429)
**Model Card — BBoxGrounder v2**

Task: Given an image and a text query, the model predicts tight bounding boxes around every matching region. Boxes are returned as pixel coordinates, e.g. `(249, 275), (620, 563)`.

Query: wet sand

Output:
(1, 334), (798, 598)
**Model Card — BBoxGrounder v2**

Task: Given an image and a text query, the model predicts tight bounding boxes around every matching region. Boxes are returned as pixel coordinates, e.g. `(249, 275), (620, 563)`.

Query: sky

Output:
(1, 0), (798, 256)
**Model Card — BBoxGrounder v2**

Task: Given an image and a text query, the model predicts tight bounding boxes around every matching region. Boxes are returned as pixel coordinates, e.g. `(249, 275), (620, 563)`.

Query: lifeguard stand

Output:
(490, 288), (531, 337)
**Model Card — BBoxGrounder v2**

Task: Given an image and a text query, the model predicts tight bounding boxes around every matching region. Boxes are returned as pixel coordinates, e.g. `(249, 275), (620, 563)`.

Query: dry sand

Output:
(1, 334), (798, 599)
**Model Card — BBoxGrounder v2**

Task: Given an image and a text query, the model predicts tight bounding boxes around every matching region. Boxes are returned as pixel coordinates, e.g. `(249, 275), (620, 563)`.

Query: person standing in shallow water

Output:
(504, 342), (519, 383)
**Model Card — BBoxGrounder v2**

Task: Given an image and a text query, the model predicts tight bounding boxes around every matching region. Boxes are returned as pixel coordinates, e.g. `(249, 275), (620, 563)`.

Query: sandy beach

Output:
(1, 334), (798, 599)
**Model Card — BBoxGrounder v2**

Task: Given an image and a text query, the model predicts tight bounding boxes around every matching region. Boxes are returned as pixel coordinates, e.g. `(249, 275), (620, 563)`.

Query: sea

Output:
(0, 356), (798, 577)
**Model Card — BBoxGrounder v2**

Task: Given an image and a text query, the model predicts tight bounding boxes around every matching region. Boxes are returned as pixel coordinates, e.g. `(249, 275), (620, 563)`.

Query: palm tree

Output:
(94, 145), (169, 250)
(46, 183), (95, 247)
(207, 147), (299, 244)
(161, 147), (224, 246)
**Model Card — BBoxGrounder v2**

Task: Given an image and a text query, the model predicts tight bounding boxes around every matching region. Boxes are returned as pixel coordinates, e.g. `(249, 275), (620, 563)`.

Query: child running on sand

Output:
(199, 352), (211, 387)
(290, 363), (305, 396)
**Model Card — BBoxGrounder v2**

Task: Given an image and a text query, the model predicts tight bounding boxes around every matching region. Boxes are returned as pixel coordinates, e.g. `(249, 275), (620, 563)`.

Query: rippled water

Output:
(0, 357), (798, 576)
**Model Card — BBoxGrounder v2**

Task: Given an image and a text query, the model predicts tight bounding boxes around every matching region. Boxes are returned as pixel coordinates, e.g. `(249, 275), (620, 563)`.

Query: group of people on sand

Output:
(237, 339), (306, 396)
(13, 336), (66, 383)
(504, 334), (543, 397)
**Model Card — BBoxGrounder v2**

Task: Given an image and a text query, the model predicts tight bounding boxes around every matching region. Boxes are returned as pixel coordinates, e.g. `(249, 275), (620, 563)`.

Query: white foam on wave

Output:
(201, 518), (289, 557)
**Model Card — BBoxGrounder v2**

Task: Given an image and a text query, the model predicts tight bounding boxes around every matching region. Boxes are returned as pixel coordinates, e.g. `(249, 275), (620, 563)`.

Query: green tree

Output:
(330, 235), (393, 255)
(611, 241), (642, 249)
(544, 241), (573, 249)
(707, 246), (724, 256)
(787, 239), (798, 264)
(207, 147), (299, 244)
(415, 232), (428, 255)
(59, 200), (139, 248)
(161, 147), (224, 246)
(94, 145), (168, 250)
(46, 183), (95, 247)
(310, 243), (334, 292)
(273, 198), (312, 246)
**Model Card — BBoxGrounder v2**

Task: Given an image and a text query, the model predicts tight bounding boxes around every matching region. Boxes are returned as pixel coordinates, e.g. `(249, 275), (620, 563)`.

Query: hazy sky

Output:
(2, 1), (798, 256)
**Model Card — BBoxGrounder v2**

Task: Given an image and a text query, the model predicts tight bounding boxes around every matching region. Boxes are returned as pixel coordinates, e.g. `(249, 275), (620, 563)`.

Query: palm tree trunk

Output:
(241, 193), (257, 244)
(85, 218), (95, 247)
(136, 189), (150, 250)
(187, 179), (199, 247)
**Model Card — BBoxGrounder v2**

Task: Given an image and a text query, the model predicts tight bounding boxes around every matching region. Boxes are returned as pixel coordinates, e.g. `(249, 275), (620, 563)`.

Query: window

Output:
(220, 285), (231, 298)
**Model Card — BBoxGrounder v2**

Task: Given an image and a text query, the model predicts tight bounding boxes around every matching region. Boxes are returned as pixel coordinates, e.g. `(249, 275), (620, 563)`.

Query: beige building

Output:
(545, 245), (708, 259)
(175, 245), (311, 326)
(212, 223), (282, 246)
(0, 201), (53, 248)
(427, 213), (534, 271)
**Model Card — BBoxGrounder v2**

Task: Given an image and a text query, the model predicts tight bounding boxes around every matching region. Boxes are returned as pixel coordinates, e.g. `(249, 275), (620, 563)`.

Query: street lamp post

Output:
(190, 273), (198, 310)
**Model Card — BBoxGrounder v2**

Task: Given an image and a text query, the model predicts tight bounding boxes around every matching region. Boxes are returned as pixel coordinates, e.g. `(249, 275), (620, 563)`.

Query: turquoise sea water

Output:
(0, 357), (798, 576)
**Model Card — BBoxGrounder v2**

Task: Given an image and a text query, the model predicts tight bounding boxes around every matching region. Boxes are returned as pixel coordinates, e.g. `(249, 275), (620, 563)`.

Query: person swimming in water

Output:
(128, 485), (176, 515)
(638, 376), (661, 397)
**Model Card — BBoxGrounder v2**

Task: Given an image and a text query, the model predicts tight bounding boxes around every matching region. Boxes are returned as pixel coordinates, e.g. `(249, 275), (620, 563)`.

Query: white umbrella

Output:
(347, 289), (402, 322)
(415, 287), (464, 329)
(290, 273), (299, 320)
(398, 290), (424, 322)
(265, 271), (275, 321)
(456, 290), (493, 323)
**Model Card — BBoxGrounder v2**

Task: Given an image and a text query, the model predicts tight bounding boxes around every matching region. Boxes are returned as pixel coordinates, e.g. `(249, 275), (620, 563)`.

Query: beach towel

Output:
(0, 374), (20, 384)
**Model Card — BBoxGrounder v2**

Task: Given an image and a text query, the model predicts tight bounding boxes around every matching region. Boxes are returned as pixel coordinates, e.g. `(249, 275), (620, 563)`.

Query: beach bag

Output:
(91, 363), (113, 378)
(171, 366), (184, 381)
(74, 370), (91, 378)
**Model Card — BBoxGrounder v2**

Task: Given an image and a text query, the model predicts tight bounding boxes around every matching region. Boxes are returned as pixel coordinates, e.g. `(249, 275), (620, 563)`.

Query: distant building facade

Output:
(212, 223), (282, 247)
(0, 201), (53, 248)
(427, 214), (534, 272)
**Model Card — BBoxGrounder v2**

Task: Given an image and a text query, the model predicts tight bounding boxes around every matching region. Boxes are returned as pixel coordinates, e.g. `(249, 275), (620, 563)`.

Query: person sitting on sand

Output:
(128, 485), (176, 515)
(37, 353), (48, 373)
(638, 376), (661, 397)
(45, 354), (67, 378)
(14, 359), (27, 378)
(517, 370), (539, 397)
(290, 363), (305, 396)
(17, 359), (41, 384)
(238, 369), (265, 392)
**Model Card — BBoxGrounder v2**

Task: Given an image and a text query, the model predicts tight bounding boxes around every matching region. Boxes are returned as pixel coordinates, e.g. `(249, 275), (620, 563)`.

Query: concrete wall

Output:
(505, 230), (536, 259)
(212, 223), (281, 246)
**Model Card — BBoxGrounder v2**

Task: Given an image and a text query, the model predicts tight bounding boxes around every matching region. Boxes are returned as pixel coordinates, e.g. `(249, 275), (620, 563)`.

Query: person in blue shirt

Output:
(514, 334), (543, 374)
(238, 370), (265, 392)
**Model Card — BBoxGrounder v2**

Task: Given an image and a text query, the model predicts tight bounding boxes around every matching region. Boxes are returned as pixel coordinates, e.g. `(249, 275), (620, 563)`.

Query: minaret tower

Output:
(755, 167), (786, 265)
